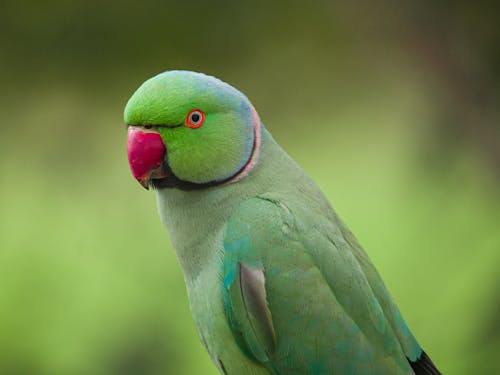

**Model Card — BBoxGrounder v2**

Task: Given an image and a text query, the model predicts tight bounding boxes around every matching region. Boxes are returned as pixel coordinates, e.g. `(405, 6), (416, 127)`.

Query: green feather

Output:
(126, 71), (440, 375)
(220, 196), (418, 374)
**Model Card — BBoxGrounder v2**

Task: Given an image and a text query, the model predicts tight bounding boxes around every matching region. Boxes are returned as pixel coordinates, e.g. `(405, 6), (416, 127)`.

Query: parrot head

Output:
(125, 71), (261, 190)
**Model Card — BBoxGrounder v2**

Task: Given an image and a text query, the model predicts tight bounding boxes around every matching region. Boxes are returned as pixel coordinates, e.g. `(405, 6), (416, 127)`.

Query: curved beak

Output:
(127, 126), (167, 189)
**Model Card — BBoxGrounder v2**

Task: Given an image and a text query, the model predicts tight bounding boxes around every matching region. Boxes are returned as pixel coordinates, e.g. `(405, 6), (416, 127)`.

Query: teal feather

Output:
(126, 71), (440, 375)
(221, 197), (420, 374)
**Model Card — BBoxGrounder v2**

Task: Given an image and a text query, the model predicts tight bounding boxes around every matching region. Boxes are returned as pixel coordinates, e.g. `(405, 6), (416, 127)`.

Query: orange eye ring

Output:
(185, 109), (205, 129)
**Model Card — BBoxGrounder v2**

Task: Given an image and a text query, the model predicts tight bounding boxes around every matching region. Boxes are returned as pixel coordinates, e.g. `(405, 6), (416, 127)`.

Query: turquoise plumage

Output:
(125, 71), (440, 374)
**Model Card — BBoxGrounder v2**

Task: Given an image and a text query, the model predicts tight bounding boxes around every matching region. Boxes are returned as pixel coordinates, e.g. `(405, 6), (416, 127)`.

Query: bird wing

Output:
(222, 198), (277, 365)
(222, 196), (433, 374)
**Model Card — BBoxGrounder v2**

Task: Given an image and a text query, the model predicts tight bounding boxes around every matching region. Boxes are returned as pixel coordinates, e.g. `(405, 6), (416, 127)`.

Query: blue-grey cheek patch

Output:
(231, 101), (255, 173)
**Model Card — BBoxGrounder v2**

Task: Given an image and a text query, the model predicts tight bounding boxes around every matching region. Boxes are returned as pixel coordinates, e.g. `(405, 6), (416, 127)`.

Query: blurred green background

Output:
(1, 1), (499, 374)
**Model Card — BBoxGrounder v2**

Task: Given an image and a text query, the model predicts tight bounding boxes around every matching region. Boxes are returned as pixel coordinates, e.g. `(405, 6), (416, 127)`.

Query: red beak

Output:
(127, 127), (167, 189)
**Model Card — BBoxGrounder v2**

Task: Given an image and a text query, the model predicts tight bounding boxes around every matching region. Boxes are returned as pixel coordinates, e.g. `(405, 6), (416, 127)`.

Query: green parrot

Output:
(125, 71), (440, 375)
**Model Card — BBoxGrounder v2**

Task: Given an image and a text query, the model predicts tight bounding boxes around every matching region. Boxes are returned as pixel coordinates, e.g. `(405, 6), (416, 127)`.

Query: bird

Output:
(124, 70), (441, 375)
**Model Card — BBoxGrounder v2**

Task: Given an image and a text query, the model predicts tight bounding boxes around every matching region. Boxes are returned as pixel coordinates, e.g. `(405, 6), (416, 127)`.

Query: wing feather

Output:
(221, 196), (434, 374)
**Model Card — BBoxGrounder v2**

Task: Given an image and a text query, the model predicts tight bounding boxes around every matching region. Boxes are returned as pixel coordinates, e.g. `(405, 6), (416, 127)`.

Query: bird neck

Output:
(155, 126), (305, 280)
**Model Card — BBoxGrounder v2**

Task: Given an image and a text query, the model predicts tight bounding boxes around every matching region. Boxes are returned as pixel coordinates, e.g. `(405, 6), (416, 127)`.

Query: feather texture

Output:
(221, 197), (425, 374)
(125, 70), (442, 375)
(409, 351), (441, 375)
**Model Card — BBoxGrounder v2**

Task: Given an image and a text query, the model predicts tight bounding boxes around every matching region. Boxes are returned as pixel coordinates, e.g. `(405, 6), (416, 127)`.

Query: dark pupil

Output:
(191, 113), (201, 123)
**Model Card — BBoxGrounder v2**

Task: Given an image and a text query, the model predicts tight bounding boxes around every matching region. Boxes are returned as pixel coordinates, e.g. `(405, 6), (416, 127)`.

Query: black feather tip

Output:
(408, 351), (441, 375)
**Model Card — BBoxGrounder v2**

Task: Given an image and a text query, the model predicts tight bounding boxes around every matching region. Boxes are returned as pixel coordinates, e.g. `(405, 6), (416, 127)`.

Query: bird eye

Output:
(186, 109), (205, 129)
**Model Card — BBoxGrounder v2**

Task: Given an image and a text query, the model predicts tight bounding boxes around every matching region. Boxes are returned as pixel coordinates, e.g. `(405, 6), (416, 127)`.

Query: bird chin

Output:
(149, 177), (171, 190)
(144, 164), (169, 189)
(148, 161), (225, 191)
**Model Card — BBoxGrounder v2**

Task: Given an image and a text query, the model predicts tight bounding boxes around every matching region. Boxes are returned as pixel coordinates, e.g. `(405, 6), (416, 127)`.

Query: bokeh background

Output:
(1, 1), (499, 374)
